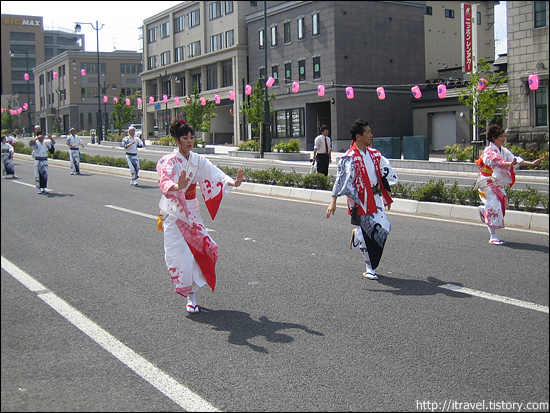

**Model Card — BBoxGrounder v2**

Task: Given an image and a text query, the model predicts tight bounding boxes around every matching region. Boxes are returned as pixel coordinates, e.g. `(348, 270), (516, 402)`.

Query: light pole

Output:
(263, 1), (271, 154)
(75, 21), (105, 144)
(101, 81), (116, 137)
(159, 70), (171, 137)
(55, 88), (64, 135)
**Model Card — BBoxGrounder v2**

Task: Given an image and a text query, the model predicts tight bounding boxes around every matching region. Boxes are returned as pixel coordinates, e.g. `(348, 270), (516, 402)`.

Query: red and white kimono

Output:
(475, 142), (523, 229)
(157, 149), (234, 297)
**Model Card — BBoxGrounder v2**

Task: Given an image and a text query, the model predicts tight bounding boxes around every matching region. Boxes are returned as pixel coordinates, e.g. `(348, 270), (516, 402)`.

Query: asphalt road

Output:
(1, 159), (548, 412)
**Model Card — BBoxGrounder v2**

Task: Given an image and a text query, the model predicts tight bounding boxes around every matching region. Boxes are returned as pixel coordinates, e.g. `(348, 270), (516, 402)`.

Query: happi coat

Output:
(157, 149), (233, 297)
(332, 142), (398, 269)
(475, 142), (523, 229)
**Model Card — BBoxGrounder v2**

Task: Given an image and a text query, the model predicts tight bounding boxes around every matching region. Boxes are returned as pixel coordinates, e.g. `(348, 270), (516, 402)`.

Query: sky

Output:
(2, 1), (508, 56)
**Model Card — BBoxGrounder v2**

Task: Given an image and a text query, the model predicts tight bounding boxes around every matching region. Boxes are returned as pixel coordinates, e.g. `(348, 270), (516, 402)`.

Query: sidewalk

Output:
(18, 148), (548, 232)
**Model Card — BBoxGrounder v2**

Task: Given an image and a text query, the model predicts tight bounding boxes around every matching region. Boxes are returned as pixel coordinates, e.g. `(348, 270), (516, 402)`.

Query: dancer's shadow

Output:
(365, 275), (470, 298)
(187, 308), (324, 353)
(501, 241), (549, 253)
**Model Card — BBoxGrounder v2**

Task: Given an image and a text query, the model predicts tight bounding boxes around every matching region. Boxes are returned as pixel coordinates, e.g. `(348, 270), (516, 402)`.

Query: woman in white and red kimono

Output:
(326, 118), (398, 280)
(157, 119), (243, 313)
(475, 124), (542, 245)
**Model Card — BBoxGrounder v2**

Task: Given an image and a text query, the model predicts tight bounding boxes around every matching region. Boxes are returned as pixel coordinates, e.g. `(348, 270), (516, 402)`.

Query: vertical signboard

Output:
(463, 4), (473, 72)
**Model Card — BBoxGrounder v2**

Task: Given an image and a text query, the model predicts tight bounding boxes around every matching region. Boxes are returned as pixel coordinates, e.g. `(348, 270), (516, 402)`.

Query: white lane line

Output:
(439, 284), (549, 314)
(13, 181), (37, 188)
(1, 257), (220, 412)
(104, 205), (215, 232)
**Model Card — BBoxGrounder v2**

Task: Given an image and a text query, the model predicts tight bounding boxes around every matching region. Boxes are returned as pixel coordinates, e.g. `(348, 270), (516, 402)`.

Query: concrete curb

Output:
(16, 154), (548, 232)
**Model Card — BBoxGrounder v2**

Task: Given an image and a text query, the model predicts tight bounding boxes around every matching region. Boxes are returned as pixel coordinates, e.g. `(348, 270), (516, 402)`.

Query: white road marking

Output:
(439, 284), (549, 313)
(1, 257), (220, 412)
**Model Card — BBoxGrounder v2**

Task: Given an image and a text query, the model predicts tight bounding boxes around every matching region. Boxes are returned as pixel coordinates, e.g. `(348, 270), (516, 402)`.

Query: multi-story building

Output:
(33, 50), (142, 134)
(1, 14), (83, 134)
(506, 0), (549, 150)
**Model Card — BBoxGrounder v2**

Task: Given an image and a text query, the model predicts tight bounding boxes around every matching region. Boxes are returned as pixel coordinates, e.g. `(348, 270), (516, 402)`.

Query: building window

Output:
(225, 1), (234, 14)
(272, 65), (279, 86)
(535, 1), (547, 28)
(425, 6), (432, 15)
(260, 68), (266, 80)
(259, 29), (264, 50)
(210, 33), (223, 52)
(274, 108), (305, 138)
(189, 9), (200, 27)
(477, 11), (481, 25)
(225, 30), (234, 47)
(284, 21), (291, 43)
(298, 59), (306, 81)
(207, 65), (218, 90)
(160, 51), (170, 66)
(445, 9), (455, 19)
(222, 60), (232, 87)
(175, 46), (185, 62)
(192, 73), (202, 92)
(189, 41), (201, 58)
(174, 15), (184, 33)
(148, 27), (157, 43)
(148, 55), (157, 70)
(285, 63), (291, 84)
(160, 21), (170, 38)
(297, 17), (304, 39)
(271, 26), (278, 46)
(312, 12), (320, 36)
(209, 1), (223, 20)
(535, 86), (548, 126)
(313, 56), (321, 79)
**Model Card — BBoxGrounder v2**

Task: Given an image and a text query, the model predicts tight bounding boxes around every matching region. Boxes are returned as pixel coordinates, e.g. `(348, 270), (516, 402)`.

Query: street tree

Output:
(457, 58), (509, 141)
(1, 104), (16, 131)
(240, 80), (276, 138)
(111, 92), (136, 134)
(181, 83), (217, 134)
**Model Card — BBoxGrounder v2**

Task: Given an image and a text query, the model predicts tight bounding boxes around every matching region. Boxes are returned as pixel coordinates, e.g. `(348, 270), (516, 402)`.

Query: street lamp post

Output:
(160, 70), (171, 137)
(55, 88), (64, 134)
(75, 21), (105, 144)
(263, 1), (271, 154)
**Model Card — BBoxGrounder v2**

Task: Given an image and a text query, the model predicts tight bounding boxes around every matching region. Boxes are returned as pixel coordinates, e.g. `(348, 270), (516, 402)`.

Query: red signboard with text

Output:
(464, 4), (472, 72)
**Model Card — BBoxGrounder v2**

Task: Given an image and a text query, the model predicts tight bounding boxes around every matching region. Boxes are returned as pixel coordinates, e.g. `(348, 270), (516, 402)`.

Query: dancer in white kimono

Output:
(122, 126), (145, 186)
(66, 128), (85, 175)
(1, 135), (16, 178)
(157, 119), (243, 313)
(29, 131), (56, 194)
(475, 124), (542, 245)
(326, 118), (398, 280)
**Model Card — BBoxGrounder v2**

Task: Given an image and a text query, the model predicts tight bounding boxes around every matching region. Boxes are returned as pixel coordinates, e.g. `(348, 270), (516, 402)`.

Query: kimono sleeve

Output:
(380, 155), (398, 185)
(331, 155), (360, 204)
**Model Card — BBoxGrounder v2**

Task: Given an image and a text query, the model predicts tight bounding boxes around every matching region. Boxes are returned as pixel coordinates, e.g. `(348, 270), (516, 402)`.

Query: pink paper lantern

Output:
(23, 103), (28, 110)
(53, 72), (58, 79)
(266, 77), (275, 87)
(245, 84), (252, 95)
(229, 90), (235, 100)
(411, 85), (422, 98)
(437, 84), (447, 99)
(103, 95), (108, 103)
(317, 84), (325, 97)
(81, 69), (86, 76)
(376, 87), (386, 100)
(137, 98), (142, 106)
(113, 97), (118, 104)
(24, 73), (30, 81)
(149, 96), (154, 104)
(215, 94), (221, 104)
(477, 78), (488, 91)
(292, 81), (299, 93)
(200, 97), (206, 106)
(125, 98), (131, 106)
(163, 95), (168, 103)
(174, 96), (180, 105)
(17, 108), (22, 114)
(346, 86), (354, 99)
(528, 74), (539, 90)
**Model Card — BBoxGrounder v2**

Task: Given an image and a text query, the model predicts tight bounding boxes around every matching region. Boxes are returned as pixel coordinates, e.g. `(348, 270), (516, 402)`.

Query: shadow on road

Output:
(187, 308), (324, 353)
(363, 275), (471, 298)
(501, 241), (549, 253)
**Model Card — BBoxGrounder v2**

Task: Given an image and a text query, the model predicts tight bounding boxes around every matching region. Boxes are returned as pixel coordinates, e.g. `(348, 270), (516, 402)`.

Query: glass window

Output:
(271, 26), (277, 46)
(445, 9), (455, 18)
(285, 63), (291, 84)
(313, 56), (321, 79)
(207, 65), (217, 90)
(174, 15), (184, 33)
(272, 65), (279, 86)
(291, 108), (304, 138)
(425, 6), (432, 15)
(297, 18), (304, 39)
(160, 51), (170, 66)
(260, 68), (266, 80)
(189, 41), (201, 58)
(275, 110), (288, 138)
(312, 13), (320, 35)
(259, 29), (264, 50)
(535, 1), (547, 28)
(209, 1), (223, 20)
(160, 21), (170, 38)
(222, 60), (232, 87)
(189, 9), (200, 27)
(148, 27), (157, 43)
(298, 60), (306, 81)
(225, 1), (234, 14)
(225, 30), (234, 47)
(535, 86), (547, 126)
(477, 11), (481, 25)
(175, 46), (185, 62)
(210, 33), (223, 52)
(284, 21), (291, 43)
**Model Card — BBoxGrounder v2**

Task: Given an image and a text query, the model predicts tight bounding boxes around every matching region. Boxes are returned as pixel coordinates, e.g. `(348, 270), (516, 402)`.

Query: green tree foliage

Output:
(181, 83), (217, 133)
(457, 58), (509, 138)
(1, 104), (16, 130)
(111, 92), (137, 134)
(240, 80), (276, 137)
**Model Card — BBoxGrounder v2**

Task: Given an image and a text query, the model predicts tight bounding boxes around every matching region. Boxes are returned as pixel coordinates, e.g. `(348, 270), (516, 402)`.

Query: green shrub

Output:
(237, 139), (259, 151)
(272, 138), (301, 153)
(195, 137), (206, 148)
(413, 179), (449, 203)
(152, 136), (176, 146)
(302, 172), (330, 190)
